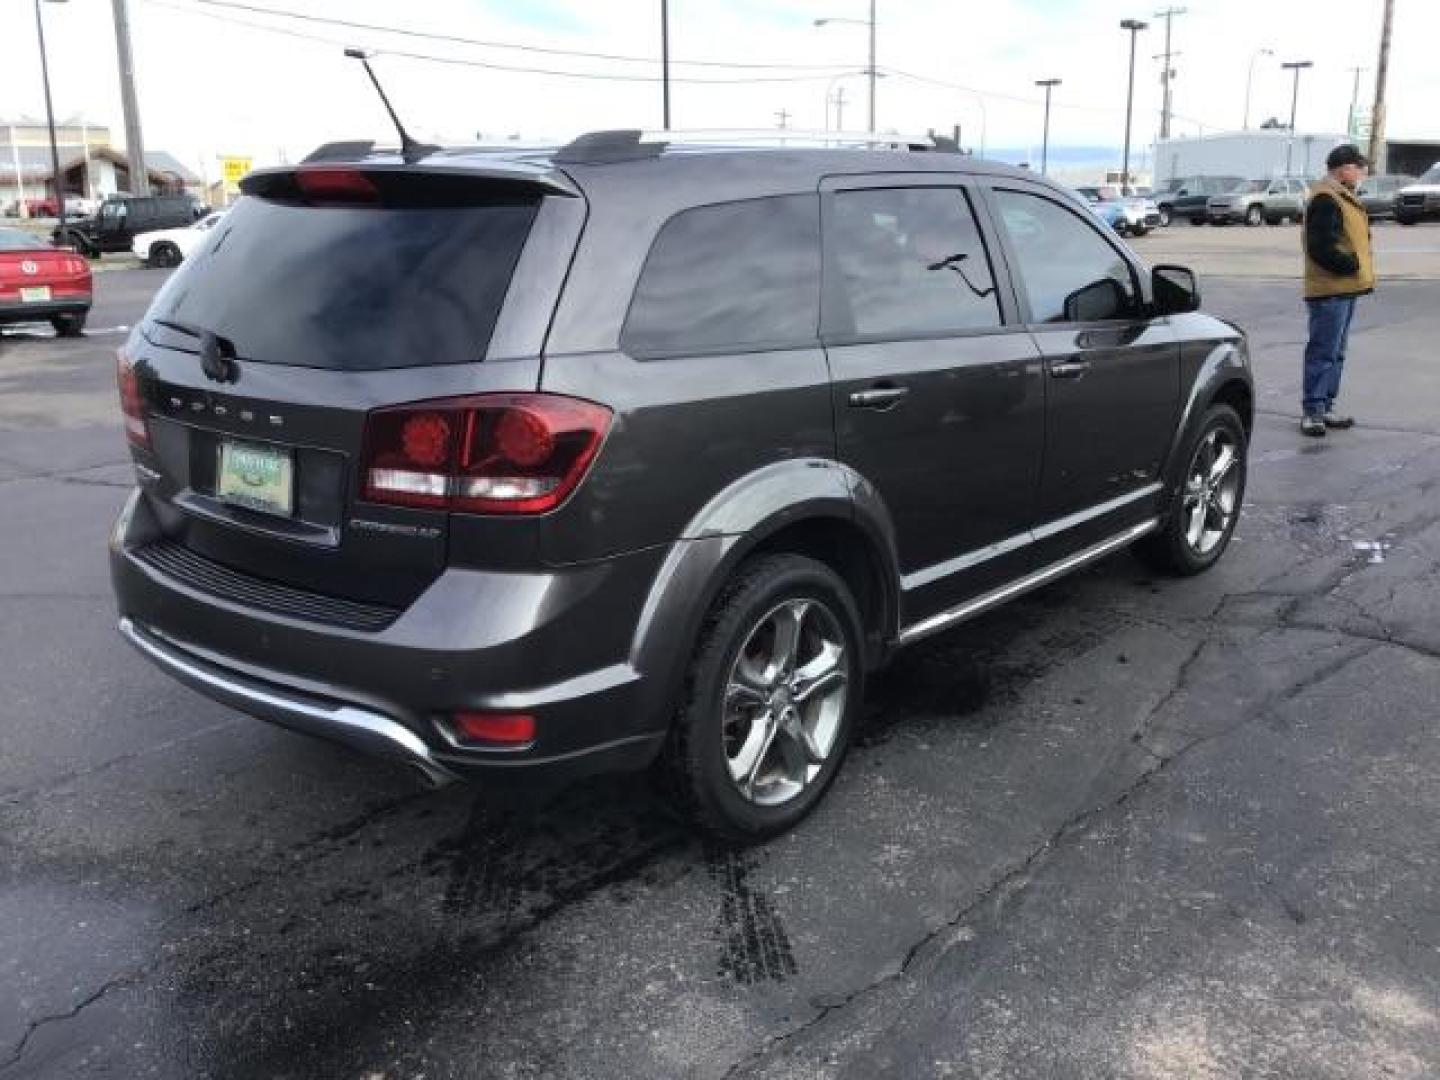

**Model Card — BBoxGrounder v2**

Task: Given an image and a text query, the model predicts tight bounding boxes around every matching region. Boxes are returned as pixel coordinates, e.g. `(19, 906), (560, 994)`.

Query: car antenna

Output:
(343, 47), (436, 164)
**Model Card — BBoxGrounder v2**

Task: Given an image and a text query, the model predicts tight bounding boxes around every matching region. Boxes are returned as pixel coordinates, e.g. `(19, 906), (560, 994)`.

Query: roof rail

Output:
(551, 127), (946, 164)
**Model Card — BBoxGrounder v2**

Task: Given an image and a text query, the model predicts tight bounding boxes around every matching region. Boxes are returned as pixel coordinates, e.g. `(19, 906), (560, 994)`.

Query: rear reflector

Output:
(361, 394), (611, 516)
(115, 347), (150, 448)
(451, 711), (537, 747)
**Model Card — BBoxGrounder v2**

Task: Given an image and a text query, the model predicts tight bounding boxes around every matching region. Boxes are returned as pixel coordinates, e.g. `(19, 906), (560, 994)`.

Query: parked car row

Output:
(1149, 170), (1431, 226)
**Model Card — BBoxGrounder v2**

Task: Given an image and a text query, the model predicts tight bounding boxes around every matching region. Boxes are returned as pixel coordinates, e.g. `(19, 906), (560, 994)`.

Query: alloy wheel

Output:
(1181, 426), (1242, 557)
(721, 597), (849, 807)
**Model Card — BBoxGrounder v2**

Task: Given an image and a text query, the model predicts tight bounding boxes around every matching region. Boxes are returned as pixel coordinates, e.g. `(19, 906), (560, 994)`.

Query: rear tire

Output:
(661, 555), (863, 842)
(1190, 217), (1206, 226)
(149, 242), (182, 268)
(1134, 403), (1248, 576)
(50, 311), (86, 337)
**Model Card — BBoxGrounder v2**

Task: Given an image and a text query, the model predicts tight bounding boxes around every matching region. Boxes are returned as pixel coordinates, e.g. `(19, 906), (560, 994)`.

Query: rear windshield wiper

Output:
(151, 319), (242, 383)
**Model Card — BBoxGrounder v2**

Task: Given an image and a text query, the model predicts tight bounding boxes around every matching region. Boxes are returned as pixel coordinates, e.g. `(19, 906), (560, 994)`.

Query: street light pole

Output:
(1120, 19), (1149, 192)
(815, 6), (878, 131)
(34, 0), (68, 240)
(1346, 65), (1367, 139)
(1282, 60), (1313, 174)
(867, 0), (876, 132)
(1243, 47), (1274, 130)
(660, 0), (671, 129)
(1035, 78), (1061, 176)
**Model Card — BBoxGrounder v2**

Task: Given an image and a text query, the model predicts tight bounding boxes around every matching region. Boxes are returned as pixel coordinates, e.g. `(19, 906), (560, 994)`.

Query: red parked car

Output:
(0, 227), (92, 336)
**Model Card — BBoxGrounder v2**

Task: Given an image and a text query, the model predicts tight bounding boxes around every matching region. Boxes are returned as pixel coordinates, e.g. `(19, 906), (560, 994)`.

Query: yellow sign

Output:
(220, 156), (252, 192)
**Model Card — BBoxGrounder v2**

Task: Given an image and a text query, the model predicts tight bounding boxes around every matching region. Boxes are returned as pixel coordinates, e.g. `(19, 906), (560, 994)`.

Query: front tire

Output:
(1134, 404), (1248, 576)
(662, 555), (863, 842)
(1158, 206), (1172, 227)
(1245, 204), (1264, 227)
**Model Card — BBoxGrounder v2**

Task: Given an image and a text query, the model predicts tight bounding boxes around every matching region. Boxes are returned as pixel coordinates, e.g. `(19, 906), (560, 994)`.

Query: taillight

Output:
(116, 347), (149, 449)
(361, 394), (611, 516)
(448, 711), (537, 747)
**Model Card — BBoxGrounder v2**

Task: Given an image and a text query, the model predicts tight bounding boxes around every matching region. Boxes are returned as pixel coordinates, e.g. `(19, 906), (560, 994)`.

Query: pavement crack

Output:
(1, 974), (136, 1073)
(724, 640), (1380, 1078)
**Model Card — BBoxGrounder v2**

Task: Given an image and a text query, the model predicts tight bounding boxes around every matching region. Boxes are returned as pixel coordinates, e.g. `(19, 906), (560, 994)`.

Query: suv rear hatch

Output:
(121, 163), (580, 618)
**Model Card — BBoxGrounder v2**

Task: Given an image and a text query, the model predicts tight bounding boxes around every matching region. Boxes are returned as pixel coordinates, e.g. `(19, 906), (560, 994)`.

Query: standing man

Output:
(1301, 144), (1374, 437)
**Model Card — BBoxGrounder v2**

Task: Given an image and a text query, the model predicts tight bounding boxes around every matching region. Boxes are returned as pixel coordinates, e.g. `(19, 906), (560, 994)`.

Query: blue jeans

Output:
(1303, 295), (1358, 417)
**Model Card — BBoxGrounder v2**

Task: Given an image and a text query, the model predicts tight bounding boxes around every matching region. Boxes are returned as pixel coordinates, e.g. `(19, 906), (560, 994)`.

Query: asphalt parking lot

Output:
(2, 226), (1438, 1079)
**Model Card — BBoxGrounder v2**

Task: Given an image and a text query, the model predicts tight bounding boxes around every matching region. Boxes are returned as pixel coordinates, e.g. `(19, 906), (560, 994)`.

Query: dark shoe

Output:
(1323, 412), (1355, 429)
(1301, 415), (1327, 437)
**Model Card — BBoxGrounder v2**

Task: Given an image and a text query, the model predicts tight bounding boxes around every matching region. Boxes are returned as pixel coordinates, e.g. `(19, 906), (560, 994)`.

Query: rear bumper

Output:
(110, 488), (673, 786)
(0, 298), (90, 323)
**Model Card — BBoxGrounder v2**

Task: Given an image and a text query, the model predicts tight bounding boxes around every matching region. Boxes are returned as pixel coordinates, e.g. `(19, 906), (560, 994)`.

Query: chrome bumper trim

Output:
(118, 617), (458, 786)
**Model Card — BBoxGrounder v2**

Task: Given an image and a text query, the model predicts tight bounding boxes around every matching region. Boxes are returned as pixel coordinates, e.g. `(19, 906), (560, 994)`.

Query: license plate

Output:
(217, 439), (294, 517)
(20, 286), (51, 303)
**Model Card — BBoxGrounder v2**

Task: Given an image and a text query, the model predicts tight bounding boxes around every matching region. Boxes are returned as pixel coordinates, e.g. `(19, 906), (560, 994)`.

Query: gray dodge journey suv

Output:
(110, 131), (1252, 840)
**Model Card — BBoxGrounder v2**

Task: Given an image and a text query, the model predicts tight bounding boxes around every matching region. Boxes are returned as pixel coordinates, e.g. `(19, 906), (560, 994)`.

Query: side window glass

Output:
(994, 189), (1137, 324)
(828, 187), (1001, 337)
(622, 195), (820, 357)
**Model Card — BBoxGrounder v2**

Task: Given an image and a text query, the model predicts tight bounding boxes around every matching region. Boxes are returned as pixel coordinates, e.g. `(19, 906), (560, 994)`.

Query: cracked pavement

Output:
(2, 261), (1438, 1078)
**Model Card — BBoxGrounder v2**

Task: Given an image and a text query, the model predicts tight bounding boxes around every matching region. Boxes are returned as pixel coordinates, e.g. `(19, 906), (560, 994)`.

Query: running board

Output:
(898, 518), (1160, 646)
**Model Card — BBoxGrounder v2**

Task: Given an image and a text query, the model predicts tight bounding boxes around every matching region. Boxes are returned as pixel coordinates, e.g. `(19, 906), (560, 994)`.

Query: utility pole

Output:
(775, 109), (791, 130)
(1368, 0), (1394, 172)
(111, 0), (149, 195)
(1346, 65), (1368, 140)
(1153, 6), (1186, 141)
(660, 0), (671, 129)
(833, 86), (847, 132)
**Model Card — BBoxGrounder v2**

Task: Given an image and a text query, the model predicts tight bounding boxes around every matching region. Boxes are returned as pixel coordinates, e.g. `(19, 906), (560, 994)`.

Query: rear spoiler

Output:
(241, 160), (580, 204)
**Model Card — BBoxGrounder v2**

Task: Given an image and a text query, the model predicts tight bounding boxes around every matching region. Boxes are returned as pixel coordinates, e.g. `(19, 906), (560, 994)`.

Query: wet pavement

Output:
(1, 262), (1438, 1078)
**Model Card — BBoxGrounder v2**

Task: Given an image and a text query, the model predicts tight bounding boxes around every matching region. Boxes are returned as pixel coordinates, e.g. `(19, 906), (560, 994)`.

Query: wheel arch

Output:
(625, 460), (902, 731)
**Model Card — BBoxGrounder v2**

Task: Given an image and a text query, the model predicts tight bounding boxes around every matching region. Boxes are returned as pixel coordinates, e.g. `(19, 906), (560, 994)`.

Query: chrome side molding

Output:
(898, 518), (1160, 646)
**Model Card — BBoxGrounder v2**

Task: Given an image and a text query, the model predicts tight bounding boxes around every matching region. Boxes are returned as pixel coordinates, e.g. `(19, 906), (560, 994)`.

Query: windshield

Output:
(1420, 165), (1440, 185)
(0, 228), (47, 251)
(1230, 180), (1266, 194)
(145, 194), (538, 370)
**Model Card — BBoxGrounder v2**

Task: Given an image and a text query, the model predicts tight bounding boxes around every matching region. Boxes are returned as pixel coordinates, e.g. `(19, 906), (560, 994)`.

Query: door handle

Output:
(1048, 359), (1091, 380)
(848, 385), (910, 409)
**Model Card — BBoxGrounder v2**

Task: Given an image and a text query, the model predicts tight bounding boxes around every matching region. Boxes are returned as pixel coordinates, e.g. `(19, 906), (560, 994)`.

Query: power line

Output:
(144, 1), (859, 84)
(180, 0), (851, 71)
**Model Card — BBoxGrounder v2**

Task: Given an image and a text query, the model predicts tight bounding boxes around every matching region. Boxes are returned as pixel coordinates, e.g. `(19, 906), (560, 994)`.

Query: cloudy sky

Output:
(3, 0), (1432, 176)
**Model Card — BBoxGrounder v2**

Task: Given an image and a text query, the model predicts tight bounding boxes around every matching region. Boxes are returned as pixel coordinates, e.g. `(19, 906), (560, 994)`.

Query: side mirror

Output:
(1153, 264), (1200, 315)
(1063, 277), (1128, 322)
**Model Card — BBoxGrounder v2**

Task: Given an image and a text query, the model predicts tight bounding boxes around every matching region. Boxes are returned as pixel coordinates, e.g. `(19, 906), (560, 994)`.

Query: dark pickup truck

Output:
(59, 194), (206, 257)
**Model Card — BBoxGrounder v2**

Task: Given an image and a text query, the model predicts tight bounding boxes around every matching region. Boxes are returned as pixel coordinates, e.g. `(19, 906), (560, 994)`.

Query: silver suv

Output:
(1207, 177), (1308, 226)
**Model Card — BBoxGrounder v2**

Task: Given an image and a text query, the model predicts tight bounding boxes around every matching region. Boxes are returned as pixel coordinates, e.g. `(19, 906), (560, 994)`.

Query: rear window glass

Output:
(622, 194), (820, 357)
(145, 194), (537, 370)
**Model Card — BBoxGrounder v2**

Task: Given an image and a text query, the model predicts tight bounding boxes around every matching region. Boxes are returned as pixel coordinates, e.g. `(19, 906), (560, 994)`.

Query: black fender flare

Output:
(625, 457), (901, 723)
(1160, 337), (1253, 494)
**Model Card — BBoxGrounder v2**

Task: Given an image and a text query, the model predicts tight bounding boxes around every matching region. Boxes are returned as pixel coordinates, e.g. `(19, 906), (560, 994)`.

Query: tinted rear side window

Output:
(147, 195), (537, 370)
(622, 194), (820, 357)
